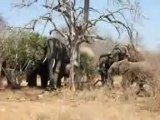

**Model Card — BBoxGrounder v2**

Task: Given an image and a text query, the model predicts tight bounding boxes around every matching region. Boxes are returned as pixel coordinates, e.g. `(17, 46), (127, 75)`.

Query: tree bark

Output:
(84, 0), (90, 22)
(67, 0), (76, 91)
(69, 47), (77, 91)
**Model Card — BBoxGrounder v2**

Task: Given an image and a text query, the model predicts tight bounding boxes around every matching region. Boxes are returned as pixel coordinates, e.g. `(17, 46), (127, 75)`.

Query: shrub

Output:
(0, 29), (46, 72)
(79, 51), (97, 83)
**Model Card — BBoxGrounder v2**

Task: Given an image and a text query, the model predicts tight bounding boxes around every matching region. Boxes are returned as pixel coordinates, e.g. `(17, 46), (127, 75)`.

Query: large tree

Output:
(14, 0), (141, 91)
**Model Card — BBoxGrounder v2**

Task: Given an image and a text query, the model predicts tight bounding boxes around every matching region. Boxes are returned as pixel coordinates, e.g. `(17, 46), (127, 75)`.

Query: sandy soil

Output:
(0, 78), (160, 120)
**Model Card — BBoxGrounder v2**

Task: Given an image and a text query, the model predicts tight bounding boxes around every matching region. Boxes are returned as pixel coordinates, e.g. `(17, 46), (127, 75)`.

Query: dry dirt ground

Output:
(0, 77), (160, 120)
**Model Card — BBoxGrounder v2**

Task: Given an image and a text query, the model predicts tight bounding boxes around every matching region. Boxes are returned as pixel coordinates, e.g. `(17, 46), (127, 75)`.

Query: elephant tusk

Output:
(52, 59), (55, 69)
(43, 56), (47, 63)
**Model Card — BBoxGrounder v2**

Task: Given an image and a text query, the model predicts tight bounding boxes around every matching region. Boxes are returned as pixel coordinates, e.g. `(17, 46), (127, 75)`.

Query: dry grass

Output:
(1, 86), (160, 120)
(145, 53), (160, 75)
(36, 113), (51, 120)
(138, 95), (160, 112)
(0, 47), (160, 120)
(136, 52), (160, 112)
(145, 53), (160, 92)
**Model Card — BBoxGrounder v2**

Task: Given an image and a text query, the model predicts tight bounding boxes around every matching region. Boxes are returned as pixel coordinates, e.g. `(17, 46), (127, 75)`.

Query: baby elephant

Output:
(107, 59), (155, 96)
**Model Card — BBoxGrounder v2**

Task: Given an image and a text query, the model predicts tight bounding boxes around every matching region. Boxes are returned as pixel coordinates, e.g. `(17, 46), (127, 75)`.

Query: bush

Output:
(0, 29), (46, 72)
(79, 52), (96, 81)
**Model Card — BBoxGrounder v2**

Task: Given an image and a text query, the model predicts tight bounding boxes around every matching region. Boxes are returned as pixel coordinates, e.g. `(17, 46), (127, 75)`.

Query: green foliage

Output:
(1, 30), (46, 71)
(79, 53), (96, 78)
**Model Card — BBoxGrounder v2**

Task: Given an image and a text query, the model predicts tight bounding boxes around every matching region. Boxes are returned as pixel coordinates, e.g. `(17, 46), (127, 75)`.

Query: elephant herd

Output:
(98, 44), (131, 85)
(1, 37), (150, 95)
(107, 59), (155, 96)
(97, 44), (156, 96)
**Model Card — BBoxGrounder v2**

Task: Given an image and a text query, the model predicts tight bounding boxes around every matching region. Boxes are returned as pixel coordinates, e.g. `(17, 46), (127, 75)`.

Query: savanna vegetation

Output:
(0, 0), (160, 120)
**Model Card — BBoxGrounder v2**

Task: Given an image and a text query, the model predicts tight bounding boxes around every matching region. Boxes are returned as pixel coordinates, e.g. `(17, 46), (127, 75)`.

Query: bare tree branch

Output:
(13, 0), (38, 8)
(49, 20), (68, 39)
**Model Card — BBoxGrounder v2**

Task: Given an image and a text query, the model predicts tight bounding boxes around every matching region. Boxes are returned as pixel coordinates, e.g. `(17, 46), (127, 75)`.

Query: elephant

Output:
(26, 38), (72, 90)
(107, 59), (155, 96)
(126, 44), (145, 62)
(46, 38), (71, 90)
(109, 44), (130, 62)
(97, 53), (113, 85)
(98, 44), (131, 85)
(26, 59), (49, 88)
(27, 38), (94, 90)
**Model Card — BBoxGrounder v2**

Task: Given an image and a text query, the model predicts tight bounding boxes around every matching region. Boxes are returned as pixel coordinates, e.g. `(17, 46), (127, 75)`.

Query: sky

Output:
(0, 0), (160, 52)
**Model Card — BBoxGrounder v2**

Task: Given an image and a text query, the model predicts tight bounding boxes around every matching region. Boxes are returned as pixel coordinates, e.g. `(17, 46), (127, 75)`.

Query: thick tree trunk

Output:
(84, 0), (90, 22)
(69, 47), (76, 91)
(67, 0), (76, 91)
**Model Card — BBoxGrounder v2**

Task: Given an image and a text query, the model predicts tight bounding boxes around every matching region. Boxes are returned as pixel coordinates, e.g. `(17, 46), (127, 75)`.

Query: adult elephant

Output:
(98, 53), (113, 85)
(98, 44), (131, 85)
(107, 59), (155, 96)
(26, 38), (71, 90)
(110, 44), (130, 62)
(47, 38), (70, 90)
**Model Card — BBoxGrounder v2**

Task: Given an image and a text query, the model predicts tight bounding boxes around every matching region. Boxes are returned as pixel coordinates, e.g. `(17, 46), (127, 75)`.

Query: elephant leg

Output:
(57, 74), (63, 88)
(121, 76), (131, 91)
(41, 74), (48, 88)
(27, 71), (37, 87)
(107, 74), (114, 88)
(101, 70), (108, 85)
(48, 70), (57, 90)
(49, 59), (62, 90)
(63, 77), (69, 86)
(101, 74), (106, 85)
(109, 77), (114, 87)
(7, 79), (12, 86)
(48, 63), (59, 90)
(48, 57), (57, 90)
(48, 73), (58, 90)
